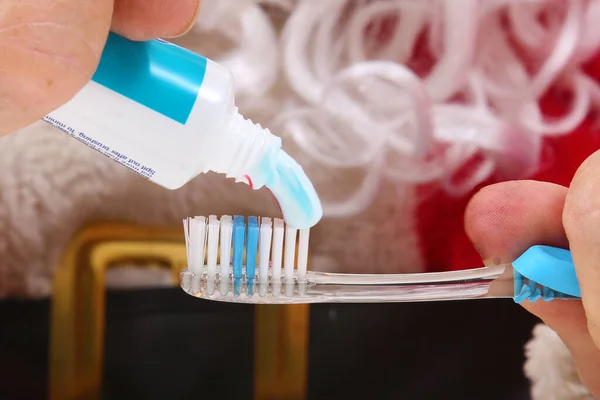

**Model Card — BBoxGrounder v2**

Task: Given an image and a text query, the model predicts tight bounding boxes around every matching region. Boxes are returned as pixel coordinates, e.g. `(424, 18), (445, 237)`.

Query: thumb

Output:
(0, 0), (114, 136)
(563, 149), (600, 349)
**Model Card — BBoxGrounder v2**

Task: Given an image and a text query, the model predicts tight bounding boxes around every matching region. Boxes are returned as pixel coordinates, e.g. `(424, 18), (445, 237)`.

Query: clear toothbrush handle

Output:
(181, 266), (511, 304)
(180, 245), (582, 304)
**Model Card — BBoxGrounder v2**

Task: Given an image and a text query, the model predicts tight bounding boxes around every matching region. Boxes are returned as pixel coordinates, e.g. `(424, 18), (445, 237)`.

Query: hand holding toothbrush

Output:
(465, 153), (600, 396)
(0, 0), (201, 137)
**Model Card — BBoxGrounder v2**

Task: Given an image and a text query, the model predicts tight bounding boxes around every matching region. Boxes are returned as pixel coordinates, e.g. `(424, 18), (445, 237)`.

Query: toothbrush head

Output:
(181, 215), (311, 302)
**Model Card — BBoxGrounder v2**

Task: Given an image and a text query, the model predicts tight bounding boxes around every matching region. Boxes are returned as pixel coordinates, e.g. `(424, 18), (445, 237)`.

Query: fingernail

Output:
(481, 256), (503, 266)
(165, 1), (202, 38)
(473, 245), (495, 265)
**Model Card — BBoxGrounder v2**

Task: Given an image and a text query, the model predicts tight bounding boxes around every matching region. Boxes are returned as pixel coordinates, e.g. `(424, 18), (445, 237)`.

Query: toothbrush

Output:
(180, 215), (581, 304)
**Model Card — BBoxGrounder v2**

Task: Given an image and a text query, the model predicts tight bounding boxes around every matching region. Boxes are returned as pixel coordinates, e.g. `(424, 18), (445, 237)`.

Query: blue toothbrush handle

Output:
(512, 245), (581, 303)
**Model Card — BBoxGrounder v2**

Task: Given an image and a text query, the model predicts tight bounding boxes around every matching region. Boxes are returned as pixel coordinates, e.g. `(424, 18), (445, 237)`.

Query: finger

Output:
(465, 180), (569, 264)
(111, 0), (201, 41)
(563, 150), (600, 348)
(0, 0), (114, 136)
(465, 180), (600, 393)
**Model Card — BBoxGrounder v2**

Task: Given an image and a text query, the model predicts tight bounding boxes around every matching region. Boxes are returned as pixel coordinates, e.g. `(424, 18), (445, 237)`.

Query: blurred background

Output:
(1, 0), (599, 398)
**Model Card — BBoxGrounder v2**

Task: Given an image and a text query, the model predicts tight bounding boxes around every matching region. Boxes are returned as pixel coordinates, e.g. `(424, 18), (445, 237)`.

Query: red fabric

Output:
(415, 57), (600, 272)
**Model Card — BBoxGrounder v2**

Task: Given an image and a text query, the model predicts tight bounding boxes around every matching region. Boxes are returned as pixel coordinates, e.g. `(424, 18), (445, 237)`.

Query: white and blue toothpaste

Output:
(43, 32), (322, 229)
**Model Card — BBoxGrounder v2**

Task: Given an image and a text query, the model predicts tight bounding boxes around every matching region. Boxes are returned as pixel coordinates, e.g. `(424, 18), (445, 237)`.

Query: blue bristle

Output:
(543, 288), (555, 302)
(246, 279), (255, 296)
(513, 270), (572, 303)
(514, 286), (530, 303)
(246, 216), (259, 280)
(528, 279), (542, 301)
(232, 215), (245, 279)
(233, 278), (242, 296)
(529, 286), (542, 302)
(513, 270), (526, 302)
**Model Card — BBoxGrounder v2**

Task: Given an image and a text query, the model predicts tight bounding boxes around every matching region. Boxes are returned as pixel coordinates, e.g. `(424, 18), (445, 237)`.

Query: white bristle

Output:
(220, 279), (228, 296)
(272, 281), (281, 297)
(183, 216), (207, 274)
(194, 216), (207, 274)
(219, 215), (233, 277)
(207, 278), (215, 296)
(284, 226), (297, 281)
(259, 217), (273, 282)
(183, 218), (191, 260)
(285, 281), (294, 297)
(271, 218), (285, 280)
(191, 273), (201, 294)
(259, 281), (267, 297)
(183, 214), (313, 300)
(181, 268), (192, 292)
(297, 228), (310, 281)
(206, 215), (220, 277)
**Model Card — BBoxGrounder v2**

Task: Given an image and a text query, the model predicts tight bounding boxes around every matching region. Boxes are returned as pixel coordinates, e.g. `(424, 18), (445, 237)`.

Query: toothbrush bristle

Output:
(181, 215), (311, 298)
(513, 270), (573, 303)
(258, 217), (272, 282)
(246, 217), (259, 280)
(183, 216), (207, 274)
(297, 229), (310, 281)
(219, 215), (233, 278)
(206, 215), (220, 277)
(195, 216), (208, 274)
(271, 218), (285, 280)
(232, 216), (245, 279)
(283, 226), (297, 282)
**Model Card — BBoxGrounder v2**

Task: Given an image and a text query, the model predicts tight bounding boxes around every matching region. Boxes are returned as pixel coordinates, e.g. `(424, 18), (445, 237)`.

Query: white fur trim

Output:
(525, 324), (593, 400)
